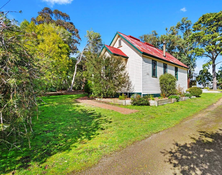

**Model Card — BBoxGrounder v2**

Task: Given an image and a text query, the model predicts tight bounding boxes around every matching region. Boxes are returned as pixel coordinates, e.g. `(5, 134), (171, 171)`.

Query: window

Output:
(163, 63), (167, 74)
(152, 60), (157, 78)
(175, 67), (178, 80)
(118, 39), (121, 47)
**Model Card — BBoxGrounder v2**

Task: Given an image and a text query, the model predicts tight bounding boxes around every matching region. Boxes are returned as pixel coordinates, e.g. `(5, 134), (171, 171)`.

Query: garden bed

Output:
(96, 98), (131, 105)
(96, 96), (191, 106)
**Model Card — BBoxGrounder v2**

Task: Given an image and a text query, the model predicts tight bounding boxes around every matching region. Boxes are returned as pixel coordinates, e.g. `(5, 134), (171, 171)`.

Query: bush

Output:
(187, 87), (202, 97)
(119, 94), (127, 100)
(184, 93), (192, 98)
(84, 80), (92, 95)
(168, 95), (180, 102)
(131, 95), (150, 106)
(159, 73), (177, 97)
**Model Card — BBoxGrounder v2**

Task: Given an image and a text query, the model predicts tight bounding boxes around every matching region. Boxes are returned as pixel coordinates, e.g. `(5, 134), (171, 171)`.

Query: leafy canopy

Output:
(21, 21), (73, 90)
(31, 7), (80, 54)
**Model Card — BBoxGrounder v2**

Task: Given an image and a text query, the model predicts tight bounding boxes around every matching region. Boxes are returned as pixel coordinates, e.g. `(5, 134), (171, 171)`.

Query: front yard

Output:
(1, 93), (222, 174)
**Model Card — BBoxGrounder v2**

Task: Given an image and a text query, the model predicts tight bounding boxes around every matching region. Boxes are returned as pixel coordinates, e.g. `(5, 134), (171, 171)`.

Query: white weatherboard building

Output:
(100, 32), (188, 97)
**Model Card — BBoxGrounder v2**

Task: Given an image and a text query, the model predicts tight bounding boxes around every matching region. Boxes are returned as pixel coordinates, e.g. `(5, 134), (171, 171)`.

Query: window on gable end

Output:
(118, 39), (121, 47)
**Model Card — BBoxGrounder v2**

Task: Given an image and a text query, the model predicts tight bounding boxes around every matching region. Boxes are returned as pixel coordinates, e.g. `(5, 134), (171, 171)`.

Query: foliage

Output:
(139, 30), (161, 48)
(21, 21), (73, 90)
(217, 67), (222, 89)
(85, 30), (103, 54)
(31, 7), (80, 54)
(196, 68), (212, 88)
(190, 11), (222, 90)
(176, 85), (184, 96)
(159, 73), (177, 97)
(131, 95), (150, 106)
(119, 94), (127, 100)
(184, 93), (192, 98)
(0, 15), (41, 148)
(187, 87), (202, 97)
(86, 54), (132, 98)
(84, 80), (92, 95)
(168, 95), (180, 102)
(1, 93), (221, 174)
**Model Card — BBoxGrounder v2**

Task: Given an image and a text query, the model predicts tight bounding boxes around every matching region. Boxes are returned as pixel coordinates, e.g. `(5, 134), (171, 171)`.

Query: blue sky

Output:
(1, 0), (222, 73)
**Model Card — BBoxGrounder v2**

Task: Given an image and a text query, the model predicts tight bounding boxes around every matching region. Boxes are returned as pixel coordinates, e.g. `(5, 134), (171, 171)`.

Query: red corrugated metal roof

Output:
(105, 45), (128, 58)
(117, 32), (188, 68)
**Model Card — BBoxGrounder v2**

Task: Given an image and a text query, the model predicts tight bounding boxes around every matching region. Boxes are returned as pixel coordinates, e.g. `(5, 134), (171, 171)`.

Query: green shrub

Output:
(184, 93), (192, 98)
(159, 73), (177, 97)
(84, 80), (92, 95)
(148, 95), (154, 100)
(187, 87), (202, 97)
(119, 94), (127, 100)
(131, 95), (150, 106)
(168, 95), (180, 102)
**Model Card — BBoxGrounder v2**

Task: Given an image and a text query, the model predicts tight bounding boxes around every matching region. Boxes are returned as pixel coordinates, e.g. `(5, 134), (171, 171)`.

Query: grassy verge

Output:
(1, 93), (222, 174)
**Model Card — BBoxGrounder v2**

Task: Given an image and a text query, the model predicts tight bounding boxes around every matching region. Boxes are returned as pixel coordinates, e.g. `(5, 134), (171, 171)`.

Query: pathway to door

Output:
(77, 97), (222, 175)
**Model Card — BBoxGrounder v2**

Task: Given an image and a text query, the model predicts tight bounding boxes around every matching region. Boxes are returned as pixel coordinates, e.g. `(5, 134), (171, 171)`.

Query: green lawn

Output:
(1, 93), (222, 174)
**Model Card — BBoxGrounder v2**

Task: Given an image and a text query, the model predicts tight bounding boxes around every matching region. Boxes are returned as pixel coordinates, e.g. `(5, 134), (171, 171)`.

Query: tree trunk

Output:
(70, 62), (78, 91)
(70, 47), (85, 91)
(212, 59), (217, 90)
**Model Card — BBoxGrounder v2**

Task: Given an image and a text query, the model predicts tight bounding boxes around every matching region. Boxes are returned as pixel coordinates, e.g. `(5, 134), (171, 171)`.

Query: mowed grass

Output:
(1, 93), (222, 174)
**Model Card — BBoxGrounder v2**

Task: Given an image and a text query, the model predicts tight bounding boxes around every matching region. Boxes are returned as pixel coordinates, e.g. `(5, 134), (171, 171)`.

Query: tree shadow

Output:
(0, 96), (111, 174)
(162, 129), (222, 175)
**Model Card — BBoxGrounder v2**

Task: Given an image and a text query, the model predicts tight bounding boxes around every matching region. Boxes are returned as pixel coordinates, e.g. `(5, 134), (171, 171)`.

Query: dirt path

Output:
(76, 97), (138, 114)
(78, 97), (222, 175)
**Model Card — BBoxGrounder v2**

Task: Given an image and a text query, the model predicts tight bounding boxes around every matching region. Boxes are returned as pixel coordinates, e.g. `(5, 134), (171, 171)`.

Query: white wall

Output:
(142, 56), (188, 94)
(112, 37), (142, 93)
(177, 68), (188, 92)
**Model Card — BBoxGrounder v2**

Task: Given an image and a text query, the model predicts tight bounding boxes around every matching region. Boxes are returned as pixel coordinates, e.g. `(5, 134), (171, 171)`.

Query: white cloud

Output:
(180, 7), (187, 12)
(42, 0), (73, 5)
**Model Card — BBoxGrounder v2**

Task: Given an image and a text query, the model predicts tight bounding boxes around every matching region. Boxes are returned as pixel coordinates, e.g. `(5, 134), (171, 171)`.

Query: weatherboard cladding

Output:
(105, 45), (128, 58)
(113, 37), (142, 93)
(117, 32), (188, 69)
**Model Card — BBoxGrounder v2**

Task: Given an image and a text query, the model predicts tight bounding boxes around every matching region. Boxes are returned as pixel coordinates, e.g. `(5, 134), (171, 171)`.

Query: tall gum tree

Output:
(190, 11), (222, 90)
(32, 7), (80, 54)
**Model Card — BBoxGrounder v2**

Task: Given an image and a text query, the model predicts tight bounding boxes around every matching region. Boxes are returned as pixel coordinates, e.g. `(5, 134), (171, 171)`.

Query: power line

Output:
(0, 0), (11, 10)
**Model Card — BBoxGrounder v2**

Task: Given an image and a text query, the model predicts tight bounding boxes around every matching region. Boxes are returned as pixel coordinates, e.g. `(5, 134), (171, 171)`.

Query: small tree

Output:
(159, 73), (177, 97)
(86, 54), (131, 98)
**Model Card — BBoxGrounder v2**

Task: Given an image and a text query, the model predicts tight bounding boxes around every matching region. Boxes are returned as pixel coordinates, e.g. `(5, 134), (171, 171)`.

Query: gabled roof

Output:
(104, 44), (128, 58)
(111, 32), (188, 69)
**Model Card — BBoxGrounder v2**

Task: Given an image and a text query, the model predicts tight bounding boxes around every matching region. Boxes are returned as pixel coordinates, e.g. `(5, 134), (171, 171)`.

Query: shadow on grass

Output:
(162, 129), (222, 175)
(0, 95), (111, 174)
